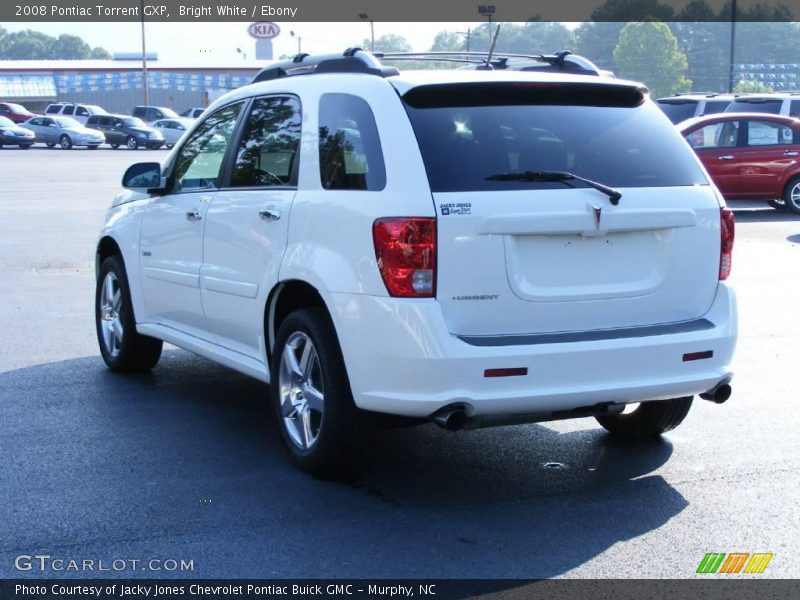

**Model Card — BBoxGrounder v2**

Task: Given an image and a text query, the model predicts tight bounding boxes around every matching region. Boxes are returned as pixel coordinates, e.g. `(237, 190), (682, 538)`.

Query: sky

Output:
(2, 21), (501, 62)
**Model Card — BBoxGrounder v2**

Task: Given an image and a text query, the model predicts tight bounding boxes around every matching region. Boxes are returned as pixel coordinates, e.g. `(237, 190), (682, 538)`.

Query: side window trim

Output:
(165, 100), (247, 195)
(219, 93), (303, 190)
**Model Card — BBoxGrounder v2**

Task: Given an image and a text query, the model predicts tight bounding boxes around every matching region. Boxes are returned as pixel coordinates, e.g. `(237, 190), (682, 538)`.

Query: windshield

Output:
(725, 99), (782, 114)
(404, 86), (707, 193)
(54, 117), (80, 128)
(86, 105), (107, 114)
(5, 103), (26, 113)
(0, 116), (15, 127)
(159, 107), (179, 118)
(657, 100), (698, 124)
(124, 117), (147, 128)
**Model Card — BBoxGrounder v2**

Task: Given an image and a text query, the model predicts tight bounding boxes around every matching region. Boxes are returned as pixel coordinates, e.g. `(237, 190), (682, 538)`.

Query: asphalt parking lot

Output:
(0, 147), (798, 580)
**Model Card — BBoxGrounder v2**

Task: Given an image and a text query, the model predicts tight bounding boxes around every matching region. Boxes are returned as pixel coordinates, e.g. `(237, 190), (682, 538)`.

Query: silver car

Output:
(151, 117), (193, 149)
(21, 115), (106, 149)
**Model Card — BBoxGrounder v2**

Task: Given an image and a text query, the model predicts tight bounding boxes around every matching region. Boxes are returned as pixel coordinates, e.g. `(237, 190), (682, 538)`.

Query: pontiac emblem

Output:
(593, 205), (602, 227)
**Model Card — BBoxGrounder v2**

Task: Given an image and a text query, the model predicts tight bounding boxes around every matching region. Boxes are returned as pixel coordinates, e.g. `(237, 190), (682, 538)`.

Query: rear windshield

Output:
(404, 84), (708, 193)
(702, 100), (730, 115)
(657, 100), (698, 124)
(726, 99), (782, 114)
(0, 116), (14, 127)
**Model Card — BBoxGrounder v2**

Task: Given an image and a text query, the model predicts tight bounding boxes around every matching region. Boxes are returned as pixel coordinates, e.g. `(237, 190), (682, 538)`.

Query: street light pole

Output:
(140, 0), (149, 105)
(359, 14), (375, 52)
(290, 31), (302, 54)
(456, 29), (471, 52)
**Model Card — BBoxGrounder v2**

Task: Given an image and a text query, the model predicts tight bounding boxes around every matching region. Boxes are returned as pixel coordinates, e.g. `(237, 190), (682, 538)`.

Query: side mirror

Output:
(122, 162), (166, 193)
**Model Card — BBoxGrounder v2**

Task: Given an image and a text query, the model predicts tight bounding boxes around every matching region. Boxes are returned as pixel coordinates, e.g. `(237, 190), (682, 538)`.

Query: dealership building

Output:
(0, 55), (263, 114)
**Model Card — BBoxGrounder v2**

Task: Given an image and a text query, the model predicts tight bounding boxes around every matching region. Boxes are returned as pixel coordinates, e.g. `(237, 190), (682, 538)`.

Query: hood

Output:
(129, 126), (158, 135)
(1, 124), (33, 134)
(65, 125), (100, 135)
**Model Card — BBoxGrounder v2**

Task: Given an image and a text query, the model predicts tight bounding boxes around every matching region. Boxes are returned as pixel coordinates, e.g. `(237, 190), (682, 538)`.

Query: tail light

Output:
(719, 207), (735, 280)
(372, 217), (436, 297)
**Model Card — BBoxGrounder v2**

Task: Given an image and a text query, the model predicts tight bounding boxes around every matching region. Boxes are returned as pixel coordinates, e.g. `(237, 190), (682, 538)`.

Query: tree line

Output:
(0, 26), (110, 60)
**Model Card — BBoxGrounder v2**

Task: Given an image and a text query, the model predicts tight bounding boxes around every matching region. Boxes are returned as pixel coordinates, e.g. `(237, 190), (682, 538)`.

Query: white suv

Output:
(94, 50), (737, 477)
(44, 102), (108, 124)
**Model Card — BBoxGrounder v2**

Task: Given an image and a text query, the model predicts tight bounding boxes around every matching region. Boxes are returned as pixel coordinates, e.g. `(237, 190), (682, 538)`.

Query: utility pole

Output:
(728, 0), (737, 93)
(140, 0), (149, 104)
(456, 28), (472, 52)
(359, 14), (375, 52)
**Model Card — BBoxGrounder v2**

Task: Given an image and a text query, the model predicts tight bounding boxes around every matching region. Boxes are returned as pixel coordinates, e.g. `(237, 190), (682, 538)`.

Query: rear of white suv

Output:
(95, 57), (736, 478)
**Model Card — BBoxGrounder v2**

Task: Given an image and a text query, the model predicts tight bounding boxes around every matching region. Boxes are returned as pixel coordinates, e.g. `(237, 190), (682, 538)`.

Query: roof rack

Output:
(252, 48), (605, 83)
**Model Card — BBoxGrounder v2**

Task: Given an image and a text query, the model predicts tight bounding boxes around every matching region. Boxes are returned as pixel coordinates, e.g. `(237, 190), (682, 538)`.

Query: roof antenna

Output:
(485, 24), (502, 68)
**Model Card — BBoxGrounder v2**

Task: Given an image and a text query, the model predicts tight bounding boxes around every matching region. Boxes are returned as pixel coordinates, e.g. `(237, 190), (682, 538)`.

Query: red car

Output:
(0, 102), (37, 124)
(680, 112), (800, 213)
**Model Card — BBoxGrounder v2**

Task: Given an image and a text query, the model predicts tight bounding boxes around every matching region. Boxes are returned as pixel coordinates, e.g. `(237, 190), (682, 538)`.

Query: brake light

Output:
(719, 207), (735, 280)
(373, 217), (436, 297)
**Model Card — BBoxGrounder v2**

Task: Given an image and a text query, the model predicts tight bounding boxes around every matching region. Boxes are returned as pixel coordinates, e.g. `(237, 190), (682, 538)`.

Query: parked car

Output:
(657, 93), (735, 124)
(681, 112), (800, 213)
(0, 102), (37, 123)
(151, 117), (193, 148)
(86, 114), (165, 150)
(180, 107), (205, 119)
(132, 105), (179, 123)
(21, 115), (105, 149)
(45, 102), (108, 124)
(724, 93), (800, 117)
(0, 116), (36, 148)
(95, 50), (737, 477)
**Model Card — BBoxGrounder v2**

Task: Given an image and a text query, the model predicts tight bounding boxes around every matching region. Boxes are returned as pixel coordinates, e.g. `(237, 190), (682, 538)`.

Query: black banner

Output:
(3, 0), (800, 22)
(2, 580), (799, 600)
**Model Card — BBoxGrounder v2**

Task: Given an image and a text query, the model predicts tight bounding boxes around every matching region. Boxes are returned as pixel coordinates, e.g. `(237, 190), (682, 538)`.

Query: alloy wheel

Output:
(790, 182), (800, 212)
(278, 331), (325, 450)
(99, 272), (124, 357)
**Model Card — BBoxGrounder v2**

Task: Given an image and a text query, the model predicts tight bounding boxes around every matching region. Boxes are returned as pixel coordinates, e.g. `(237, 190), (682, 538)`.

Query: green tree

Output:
(0, 28), (111, 59)
(614, 21), (691, 97)
(734, 81), (773, 93)
(430, 31), (465, 52)
(363, 34), (411, 53)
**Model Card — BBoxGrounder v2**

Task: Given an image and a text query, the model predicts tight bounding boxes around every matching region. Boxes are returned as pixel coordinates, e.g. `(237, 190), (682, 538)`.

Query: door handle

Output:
(185, 210), (202, 222)
(259, 209), (281, 221)
(784, 150), (799, 157)
(718, 155), (734, 160)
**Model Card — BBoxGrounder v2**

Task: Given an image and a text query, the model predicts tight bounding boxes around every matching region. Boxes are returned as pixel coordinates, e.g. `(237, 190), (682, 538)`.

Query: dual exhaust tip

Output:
(432, 382), (733, 431)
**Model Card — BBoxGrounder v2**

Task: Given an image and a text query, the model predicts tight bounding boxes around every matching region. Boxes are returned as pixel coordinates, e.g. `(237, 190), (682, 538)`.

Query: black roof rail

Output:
(252, 48), (608, 83)
(252, 48), (399, 83)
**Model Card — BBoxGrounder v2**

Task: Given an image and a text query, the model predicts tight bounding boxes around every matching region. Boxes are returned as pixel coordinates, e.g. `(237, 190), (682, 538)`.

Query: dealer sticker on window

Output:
(439, 202), (471, 216)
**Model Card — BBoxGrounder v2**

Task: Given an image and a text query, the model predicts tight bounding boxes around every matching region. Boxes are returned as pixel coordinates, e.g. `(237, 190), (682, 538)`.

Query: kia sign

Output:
(248, 22), (280, 39)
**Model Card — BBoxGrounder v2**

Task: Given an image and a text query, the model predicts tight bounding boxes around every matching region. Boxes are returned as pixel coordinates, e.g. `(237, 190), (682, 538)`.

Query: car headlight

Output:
(149, 132), (162, 139)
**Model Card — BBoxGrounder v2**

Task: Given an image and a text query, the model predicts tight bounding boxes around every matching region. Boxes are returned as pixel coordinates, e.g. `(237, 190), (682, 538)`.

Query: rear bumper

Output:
(325, 284), (737, 418)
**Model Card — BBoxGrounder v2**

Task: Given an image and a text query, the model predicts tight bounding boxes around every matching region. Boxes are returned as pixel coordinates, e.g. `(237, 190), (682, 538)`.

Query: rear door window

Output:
(745, 120), (794, 146)
(62, 105), (75, 115)
(318, 94), (386, 191)
(45, 105), (61, 114)
(230, 95), (301, 187)
(404, 83), (707, 192)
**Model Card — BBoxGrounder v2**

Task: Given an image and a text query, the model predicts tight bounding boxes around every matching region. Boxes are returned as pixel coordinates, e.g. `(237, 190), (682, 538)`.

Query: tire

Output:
(270, 308), (373, 478)
(596, 397), (693, 438)
(20, 144), (32, 149)
(166, 143), (174, 149)
(126, 136), (138, 150)
(59, 135), (72, 150)
(95, 255), (163, 372)
(46, 143), (55, 148)
(782, 176), (800, 214)
(87, 145), (98, 150)
(110, 144), (120, 149)
(768, 198), (787, 210)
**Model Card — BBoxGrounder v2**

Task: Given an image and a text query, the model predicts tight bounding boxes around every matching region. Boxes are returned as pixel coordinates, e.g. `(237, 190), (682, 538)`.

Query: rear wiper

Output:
(485, 170), (622, 205)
